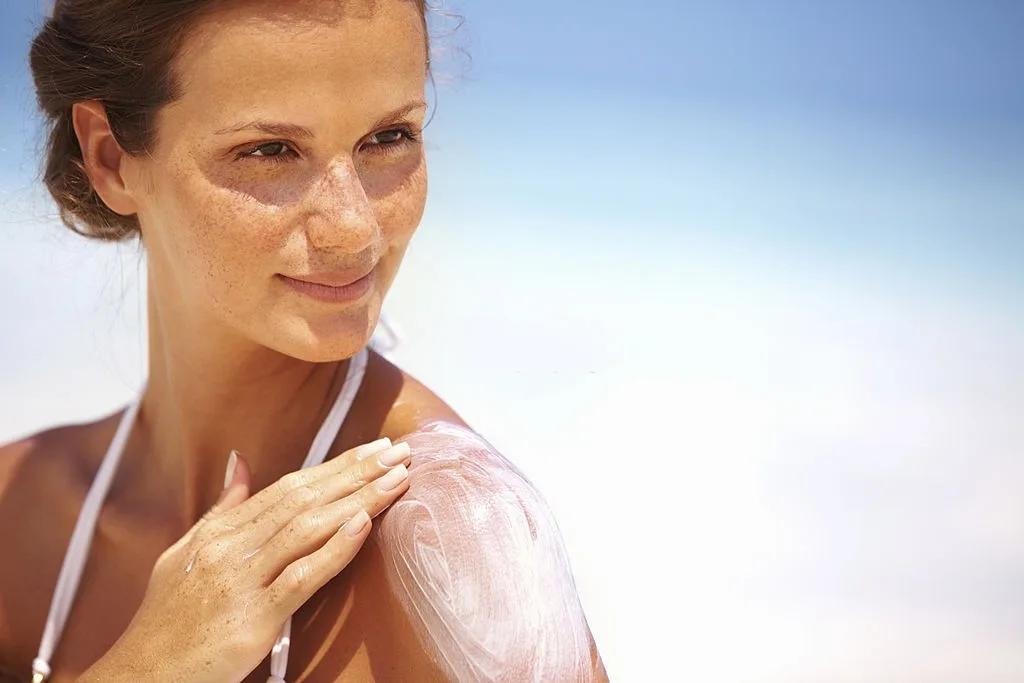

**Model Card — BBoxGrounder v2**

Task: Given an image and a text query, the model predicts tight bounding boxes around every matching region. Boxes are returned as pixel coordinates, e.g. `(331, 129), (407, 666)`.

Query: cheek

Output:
(371, 158), (427, 271)
(153, 162), (294, 306)
(144, 151), (426, 304)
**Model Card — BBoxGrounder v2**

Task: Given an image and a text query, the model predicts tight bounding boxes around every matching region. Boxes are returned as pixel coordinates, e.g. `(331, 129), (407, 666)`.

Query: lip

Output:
(277, 265), (376, 304)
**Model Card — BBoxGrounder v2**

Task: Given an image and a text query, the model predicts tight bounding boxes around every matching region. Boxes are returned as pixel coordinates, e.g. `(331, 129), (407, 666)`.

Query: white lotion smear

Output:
(376, 421), (594, 682)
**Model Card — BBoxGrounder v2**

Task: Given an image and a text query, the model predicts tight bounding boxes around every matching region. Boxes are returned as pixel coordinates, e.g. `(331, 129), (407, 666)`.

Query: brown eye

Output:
(247, 142), (291, 158)
(361, 127), (421, 159)
(366, 127), (421, 148)
(370, 129), (407, 145)
(234, 141), (294, 161)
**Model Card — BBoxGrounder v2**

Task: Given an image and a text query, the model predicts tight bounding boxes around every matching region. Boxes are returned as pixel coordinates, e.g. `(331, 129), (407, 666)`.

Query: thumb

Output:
(210, 450), (252, 514)
(168, 451), (254, 554)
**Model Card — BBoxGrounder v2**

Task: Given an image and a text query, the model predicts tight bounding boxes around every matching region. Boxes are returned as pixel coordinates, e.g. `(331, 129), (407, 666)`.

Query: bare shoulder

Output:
(369, 355), (548, 526)
(363, 355), (609, 682)
(0, 435), (37, 501)
(0, 419), (111, 505)
(369, 356), (468, 441)
(0, 419), (113, 665)
(0, 428), (67, 662)
(0, 423), (95, 523)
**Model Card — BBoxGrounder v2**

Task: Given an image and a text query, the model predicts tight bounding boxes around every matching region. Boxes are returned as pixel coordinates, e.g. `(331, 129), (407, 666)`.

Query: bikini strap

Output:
(32, 392), (143, 683)
(268, 347), (368, 682)
(33, 348), (369, 683)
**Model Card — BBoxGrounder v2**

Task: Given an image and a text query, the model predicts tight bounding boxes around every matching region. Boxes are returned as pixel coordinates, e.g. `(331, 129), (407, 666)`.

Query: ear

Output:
(71, 101), (140, 217)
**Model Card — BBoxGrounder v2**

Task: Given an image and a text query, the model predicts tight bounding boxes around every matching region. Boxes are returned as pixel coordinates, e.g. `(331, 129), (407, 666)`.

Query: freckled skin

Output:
(137, 0), (429, 362)
(0, 1), (609, 682)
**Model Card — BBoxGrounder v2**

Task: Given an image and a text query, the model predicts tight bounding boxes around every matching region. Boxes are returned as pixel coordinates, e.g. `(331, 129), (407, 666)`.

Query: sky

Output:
(2, 1), (1024, 681)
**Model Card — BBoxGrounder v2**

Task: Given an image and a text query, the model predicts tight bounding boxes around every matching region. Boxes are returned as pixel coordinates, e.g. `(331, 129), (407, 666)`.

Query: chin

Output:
(264, 304), (381, 363)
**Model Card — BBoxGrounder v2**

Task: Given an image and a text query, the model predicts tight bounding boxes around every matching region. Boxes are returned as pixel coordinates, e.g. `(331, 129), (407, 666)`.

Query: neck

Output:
(119, 283), (350, 528)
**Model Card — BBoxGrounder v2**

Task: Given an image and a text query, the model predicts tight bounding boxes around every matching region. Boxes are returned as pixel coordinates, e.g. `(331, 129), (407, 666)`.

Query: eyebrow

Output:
(369, 101), (428, 129)
(213, 101), (428, 139)
(213, 120), (315, 139)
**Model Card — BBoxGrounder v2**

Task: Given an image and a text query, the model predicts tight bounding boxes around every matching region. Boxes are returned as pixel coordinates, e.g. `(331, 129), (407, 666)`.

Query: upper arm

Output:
(374, 421), (605, 682)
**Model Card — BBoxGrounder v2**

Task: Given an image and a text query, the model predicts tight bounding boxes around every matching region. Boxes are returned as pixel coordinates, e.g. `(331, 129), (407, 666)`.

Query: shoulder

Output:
(0, 429), (67, 661)
(358, 352), (607, 680)
(0, 418), (113, 504)
(367, 352), (468, 440)
(0, 423), (97, 514)
(375, 419), (604, 681)
(0, 420), (113, 658)
(0, 435), (35, 501)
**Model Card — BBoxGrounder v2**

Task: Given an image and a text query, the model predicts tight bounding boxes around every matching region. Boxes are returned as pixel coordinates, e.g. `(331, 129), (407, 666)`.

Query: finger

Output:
(250, 465), (410, 585)
(210, 451), (253, 515)
(163, 452), (253, 559)
(235, 444), (410, 551)
(165, 442), (405, 575)
(262, 509), (373, 619)
(220, 437), (397, 527)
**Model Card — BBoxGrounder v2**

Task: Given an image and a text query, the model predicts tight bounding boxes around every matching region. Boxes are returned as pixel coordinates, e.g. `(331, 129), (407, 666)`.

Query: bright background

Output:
(2, 1), (1024, 681)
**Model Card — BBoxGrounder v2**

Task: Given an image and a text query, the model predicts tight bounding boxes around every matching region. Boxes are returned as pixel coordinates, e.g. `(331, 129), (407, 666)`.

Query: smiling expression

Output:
(124, 0), (429, 361)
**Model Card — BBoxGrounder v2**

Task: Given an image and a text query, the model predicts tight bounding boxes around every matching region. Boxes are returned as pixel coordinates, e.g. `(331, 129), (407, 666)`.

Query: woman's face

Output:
(127, 0), (428, 362)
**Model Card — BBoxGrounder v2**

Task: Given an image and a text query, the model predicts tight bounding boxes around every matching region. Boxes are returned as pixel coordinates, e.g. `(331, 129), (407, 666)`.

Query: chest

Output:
(3, 527), (427, 683)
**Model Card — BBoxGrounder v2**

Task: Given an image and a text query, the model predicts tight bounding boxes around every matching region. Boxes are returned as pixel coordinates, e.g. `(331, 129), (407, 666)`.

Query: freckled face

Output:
(128, 0), (428, 361)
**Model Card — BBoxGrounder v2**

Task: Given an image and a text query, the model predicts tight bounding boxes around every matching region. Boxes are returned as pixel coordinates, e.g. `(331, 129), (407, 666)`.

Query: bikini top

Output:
(31, 348), (370, 683)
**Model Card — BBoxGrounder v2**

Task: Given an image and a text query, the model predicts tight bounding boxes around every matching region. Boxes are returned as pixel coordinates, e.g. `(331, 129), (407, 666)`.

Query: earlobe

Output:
(71, 101), (140, 217)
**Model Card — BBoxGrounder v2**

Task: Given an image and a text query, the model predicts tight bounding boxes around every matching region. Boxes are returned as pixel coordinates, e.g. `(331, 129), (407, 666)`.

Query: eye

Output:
(370, 129), (408, 145)
(237, 141), (297, 162)
(363, 127), (421, 154)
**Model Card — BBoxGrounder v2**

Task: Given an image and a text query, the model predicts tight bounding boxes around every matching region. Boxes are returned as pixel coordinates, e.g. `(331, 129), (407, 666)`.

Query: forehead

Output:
(169, 0), (427, 120)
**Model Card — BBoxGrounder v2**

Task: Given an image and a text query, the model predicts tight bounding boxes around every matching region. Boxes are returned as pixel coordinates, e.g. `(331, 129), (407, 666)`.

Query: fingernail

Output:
(343, 509), (370, 536)
(223, 451), (238, 490)
(377, 442), (411, 468)
(356, 437), (393, 461)
(376, 464), (408, 492)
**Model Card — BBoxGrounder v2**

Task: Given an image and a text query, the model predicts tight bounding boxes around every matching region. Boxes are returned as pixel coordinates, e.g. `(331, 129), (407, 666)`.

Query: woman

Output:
(0, 1), (609, 681)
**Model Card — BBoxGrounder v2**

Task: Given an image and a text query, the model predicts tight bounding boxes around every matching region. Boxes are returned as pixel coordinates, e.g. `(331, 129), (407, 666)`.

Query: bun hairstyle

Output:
(29, 0), (432, 242)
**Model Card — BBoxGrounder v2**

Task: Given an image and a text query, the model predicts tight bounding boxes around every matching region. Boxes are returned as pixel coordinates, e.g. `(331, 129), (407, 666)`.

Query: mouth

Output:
(276, 264), (376, 304)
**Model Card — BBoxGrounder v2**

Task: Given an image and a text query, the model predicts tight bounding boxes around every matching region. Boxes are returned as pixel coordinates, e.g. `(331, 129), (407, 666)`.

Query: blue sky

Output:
(435, 1), (1023, 296)
(3, 2), (1023, 288)
(466, 1), (1023, 117)
(2, 2), (1024, 681)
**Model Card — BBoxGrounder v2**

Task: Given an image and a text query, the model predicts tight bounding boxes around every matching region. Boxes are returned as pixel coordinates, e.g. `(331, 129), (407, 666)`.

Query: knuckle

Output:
(284, 561), (314, 593)
(289, 510), (325, 538)
(352, 485), (377, 508)
(200, 524), (224, 544)
(278, 470), (308, 493)
(189, 528), (213, 550)
(194, 516), (224, 542)
(264, 583), (285, 607)
(351, 461), (376, 487)
(287, 485), (320, 510)
(195, 537), (232, 566)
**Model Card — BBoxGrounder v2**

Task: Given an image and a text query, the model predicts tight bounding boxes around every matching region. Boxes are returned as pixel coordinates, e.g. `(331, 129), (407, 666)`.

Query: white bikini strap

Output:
(33, 348), (369, 683)
(32, 392), (144, 683)
(268, 346), (368, 683)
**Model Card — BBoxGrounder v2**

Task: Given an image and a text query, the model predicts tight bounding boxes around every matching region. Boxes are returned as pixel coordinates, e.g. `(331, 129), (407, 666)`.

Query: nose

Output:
(303, 157), (379, 252)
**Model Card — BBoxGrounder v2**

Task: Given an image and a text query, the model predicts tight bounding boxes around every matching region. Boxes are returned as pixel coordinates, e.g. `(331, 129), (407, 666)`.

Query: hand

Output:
(78, 437), (412, 683)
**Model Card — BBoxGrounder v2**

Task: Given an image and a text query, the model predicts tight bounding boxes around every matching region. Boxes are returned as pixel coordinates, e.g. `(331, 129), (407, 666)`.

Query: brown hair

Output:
(30, 0), (433, 242)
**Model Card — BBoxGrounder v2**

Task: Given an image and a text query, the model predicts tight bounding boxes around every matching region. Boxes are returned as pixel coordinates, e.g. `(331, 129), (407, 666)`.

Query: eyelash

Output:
(235, 126), (422, 164)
